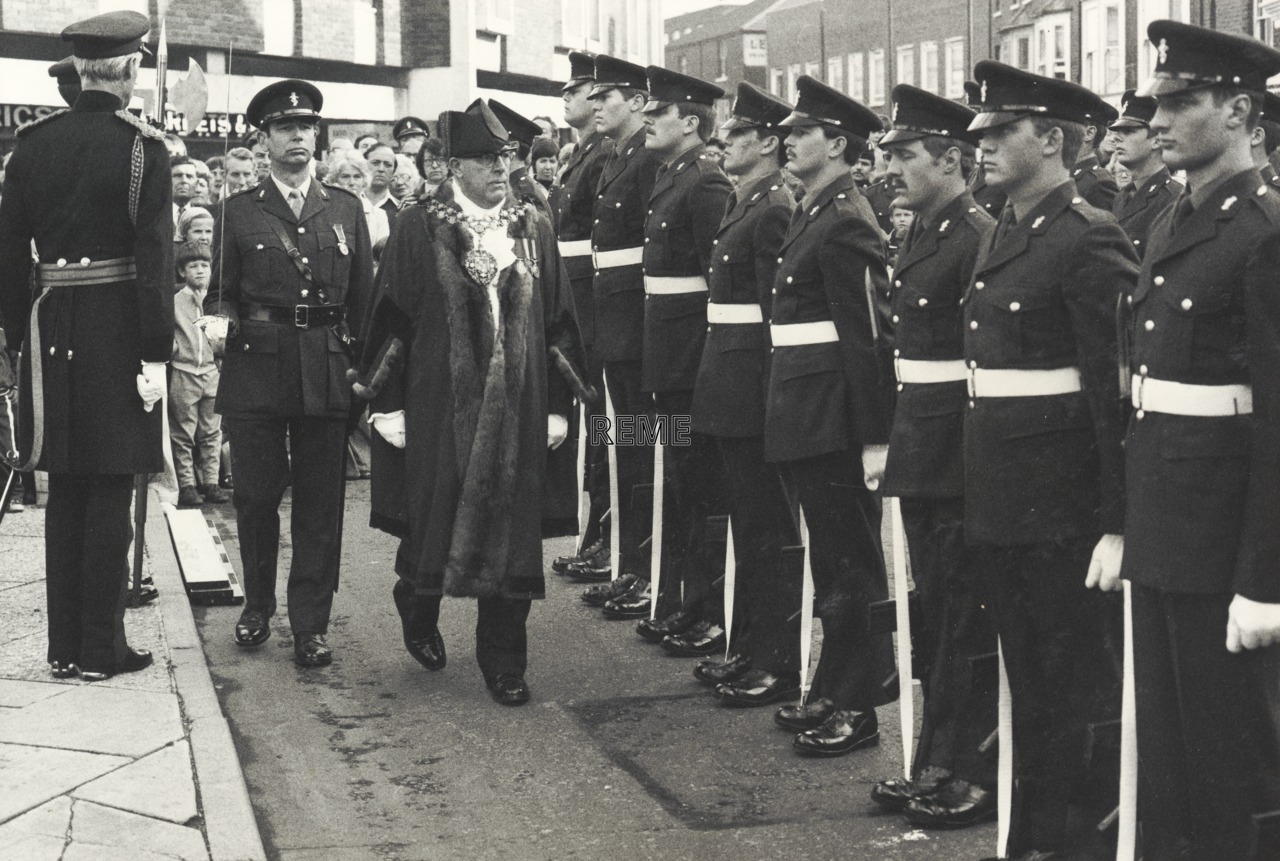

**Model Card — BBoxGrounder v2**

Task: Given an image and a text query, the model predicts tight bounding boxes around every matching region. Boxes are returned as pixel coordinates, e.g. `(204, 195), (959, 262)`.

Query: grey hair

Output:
(332, 151), (373, 184)
(73, 53), (141, 86)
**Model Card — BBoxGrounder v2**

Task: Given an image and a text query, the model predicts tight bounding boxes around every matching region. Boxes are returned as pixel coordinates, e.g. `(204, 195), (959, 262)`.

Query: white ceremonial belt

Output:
(895, 358), (968, 384)
(770, 321), (839, 346)
(644, 276), (708, 295)
(967, 367), (1082, 398)
(558, 239), (592, 258)
(593, 246), (644, 269)
(707, 303), (764, 324)
(1131, 375), (1253, 416)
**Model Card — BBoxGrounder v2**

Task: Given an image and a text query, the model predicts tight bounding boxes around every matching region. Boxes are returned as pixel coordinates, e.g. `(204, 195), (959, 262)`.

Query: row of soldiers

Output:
(541, 20), (1280, 861)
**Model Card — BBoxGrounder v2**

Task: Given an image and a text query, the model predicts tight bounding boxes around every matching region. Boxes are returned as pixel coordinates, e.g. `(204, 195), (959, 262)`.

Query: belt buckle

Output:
(1134, 372), (1146, 410)
(966, 365), (977, 399)
(293, 305), (309, 328)
(591, 248), (599, 271)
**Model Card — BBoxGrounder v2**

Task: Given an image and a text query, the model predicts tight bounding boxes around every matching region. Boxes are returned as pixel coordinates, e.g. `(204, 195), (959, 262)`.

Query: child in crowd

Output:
(886, 206), (914, 270)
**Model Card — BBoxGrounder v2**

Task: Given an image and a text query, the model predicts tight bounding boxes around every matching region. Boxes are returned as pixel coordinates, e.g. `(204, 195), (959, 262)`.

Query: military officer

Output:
(484, 99), (555, 225)
(863, 161), (898, 236)
(963, 82), (1007, 219)
(1107, 90), (1179, 259)
(48, 56), (81, 107)
(764, 76), (898, 757)
(691, 82), (802, 702)
(208, 80), (373, 667)
(965, 61), (1136, 860)
(1071, 96), (1121, 210)
(1253, 91), (1280, 189)
(392, 115), (429, 157)
(870, 84), (999, 830)
(621, 66), (733, 648)
(0, 11), (171, 680)
(551, 50), (615, 578)
(1112, 21), (1280, 860)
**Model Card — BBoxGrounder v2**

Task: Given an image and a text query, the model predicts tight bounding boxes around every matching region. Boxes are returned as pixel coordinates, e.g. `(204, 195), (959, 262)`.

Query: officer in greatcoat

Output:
(1107, 90), (1179, 259)
(208, 80), (373, 667)
(0, 11), (171, 681)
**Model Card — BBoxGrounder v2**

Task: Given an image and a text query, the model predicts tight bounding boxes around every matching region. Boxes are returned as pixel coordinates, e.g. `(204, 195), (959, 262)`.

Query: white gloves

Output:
(136, 362), (166, 412)
(195, 315), (230, 357)
(1084, 533), (1125, 592)
(548, 414), (569, 450)
(371, 410), (406, 449)
(862, 444), (889, 491)
(1227, 595), (1280, 653)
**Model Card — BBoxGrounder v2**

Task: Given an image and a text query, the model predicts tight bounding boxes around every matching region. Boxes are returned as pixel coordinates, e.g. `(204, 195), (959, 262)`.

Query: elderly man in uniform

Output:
(208, 80), (373, 667)
(869, 84), (999, 829)
(763, 76), (898, 757)
(1107, 90), (1179, 259)
(1108, 21), (1280, 861)
(1071, 97), (1120, 210)
(356, 103), (586, 706)
(964, 61), (1136, 860)
(393, 116), (429, 158)
(0, 10), (172, 681)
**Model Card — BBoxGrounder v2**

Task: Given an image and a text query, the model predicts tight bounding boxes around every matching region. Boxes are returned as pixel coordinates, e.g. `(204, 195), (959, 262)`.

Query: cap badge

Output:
(980, 80), (988, 103)
(892, 102), (900, 122)
(289, 91), (299, 107)
(1157, 39), (1169, 65)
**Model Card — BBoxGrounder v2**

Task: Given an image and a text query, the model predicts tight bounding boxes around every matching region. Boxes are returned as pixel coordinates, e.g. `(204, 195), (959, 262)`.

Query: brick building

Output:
(663, 0), (778, 124)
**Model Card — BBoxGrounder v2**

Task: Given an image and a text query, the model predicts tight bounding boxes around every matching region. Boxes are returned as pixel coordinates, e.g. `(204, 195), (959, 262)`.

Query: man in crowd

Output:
(1071, 99), (1121, 209)
(364, 142), (401, 220)
(393, 115), (429, 158)
(1107, 89), (1179, 258)
(172, 155), (199, 238)
(248, 131), (271, 183)
(221, 147), (257, 198)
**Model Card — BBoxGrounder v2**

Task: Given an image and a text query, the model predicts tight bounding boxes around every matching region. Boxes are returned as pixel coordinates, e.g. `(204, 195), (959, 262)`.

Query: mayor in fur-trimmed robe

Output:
(356, 172), (588, 690)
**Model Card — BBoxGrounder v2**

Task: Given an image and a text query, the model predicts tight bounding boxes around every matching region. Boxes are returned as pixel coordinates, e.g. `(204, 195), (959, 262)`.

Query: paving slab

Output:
(66, 800), (208, 861)
(0, 795), (72, 839)
(0, 679), (70, 709)
(0, 748), (126, 824)
(73, 740), (198, 825)
(0, 685), (182, 757)
(0, 833), (66, 860)
(0, 581), (47, 646)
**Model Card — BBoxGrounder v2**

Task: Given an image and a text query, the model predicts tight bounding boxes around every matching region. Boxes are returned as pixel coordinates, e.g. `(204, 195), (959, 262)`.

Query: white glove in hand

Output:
(1084, 533), (1125, 592)
(1226, 595), (1280, 653)
(370, 410), (406, 449)
(547, 414), (569, 449)
(862, 444), (889, 491)
(136, 362), (166, 412)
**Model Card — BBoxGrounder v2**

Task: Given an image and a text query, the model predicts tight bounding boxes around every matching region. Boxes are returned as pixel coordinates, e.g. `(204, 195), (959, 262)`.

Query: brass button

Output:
(918, 298), (928, 307)
(56, 258), (67, 267)
(1153, 275), (1165, 286)
(892, 315), (900, 324)
(298, 227), (306, 234)
(1136, 409), (1145, 420)
(1144, 320), (1155, 331)
(1009, 301), (1021, 311)
(897, 383), (904, 392)
(786, 276), (793, 284)
(1139, 364), (1148, 375)
(975, 281), (984, 290)
(301, 289), (309, 297)
(970, 321), (979, 330)
(968, 360), (977, 369)
(80, 257), (90, 266)
(243, 343), (250, 351)
(1181, 298), (1192, 310)
(894, 349), (900, 357)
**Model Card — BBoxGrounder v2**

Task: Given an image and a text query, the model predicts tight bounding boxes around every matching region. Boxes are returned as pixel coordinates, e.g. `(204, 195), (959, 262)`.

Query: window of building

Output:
(562, 0), (581, 44)
(869, 49), (886, 106)
(944, 38), (965, 98)
(921, 41), (939, 93)
(993, 42), (1002, 63)
(787, 63), (803, 100)
(1259, 1), (1280, 53)
(1034, 15), (1068, 79)
(718, 39), (729, 80)
(262, 0), (294, 55)
(827, 55), (844, 91)
(353, 1), (376, 64)
(590, 0), (601, 41)
(896, 45), (915, 87)
(1082, 1), (1124, 96)
(805, 61), (820, 78)
(771, 67), (786, 98)
(475, 31), (503, 72)
(849, 52), (865, 100)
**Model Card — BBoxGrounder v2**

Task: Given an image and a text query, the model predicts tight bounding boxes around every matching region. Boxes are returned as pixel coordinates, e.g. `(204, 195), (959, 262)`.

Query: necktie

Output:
(288, 189), (304, 219)
(1170, 192), (1193, 234)
(1119, 184), (1135, 211)
(993, 205), (1017, 247)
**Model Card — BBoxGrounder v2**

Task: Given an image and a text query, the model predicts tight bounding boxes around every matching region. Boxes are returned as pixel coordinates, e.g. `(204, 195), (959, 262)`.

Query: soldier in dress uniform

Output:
(863, 156), (898, 236)
(764, 76), (898, 757)
(550, 50), (615, 578)
(963, 82), (1008, 219)
(1109, 21), (1280, 860)
(0, 11), (171, 681)
(208, 80), (373, 667)
(1070, 96), (1121, 211)
(483, 99), (555, 225)
(392, 115), (430, 158)
(693, 82), (802, 703)
(964, 61), (1136, 860)
(48, 56), (81, 107)
(1107, 90), (1179, 259)
(1252, 91), (1280, 189)
(869, 84), (999, 830)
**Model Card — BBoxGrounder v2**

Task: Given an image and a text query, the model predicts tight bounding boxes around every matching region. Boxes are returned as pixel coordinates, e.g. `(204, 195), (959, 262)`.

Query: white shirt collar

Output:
(451, 179), (504, 225)
(271, 173), (312, 205)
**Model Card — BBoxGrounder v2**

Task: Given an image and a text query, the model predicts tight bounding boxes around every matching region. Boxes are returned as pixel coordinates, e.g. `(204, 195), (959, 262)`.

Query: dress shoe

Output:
(904, 779), (997, 829)
(234, 610), (271, 647)
(870, 767), (953, 812)
(49, 661), (78, 679)
(177, 485), (203, 508)
(198, 483), (231, 504)
(488, 673), (531, 706)
(392, 581), (446, 670)
(774, 697), (836, 731)
(293, 632), (333, 667)
(661, 622), (726, 656)
(129, 583), (160, 607)
(581, 573), (641, 607)
(636, 609), (699, 643)
(793, 709), (879, 757)
(565, 545), (612, 582)
(694, 653), (752, 686)
(602, 583), (652, 620)
(716, 669), (801, 706)
(552, 537), (605, 575)
(79, 647), (153, 682)
(5, 495), (23, 513)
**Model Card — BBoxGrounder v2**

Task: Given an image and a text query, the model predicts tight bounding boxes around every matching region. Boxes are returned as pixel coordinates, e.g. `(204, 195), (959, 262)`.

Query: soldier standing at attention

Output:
(0, 11), (172, 681)
(1252, 91), (1280, 190)
(964, 62), (1136, 860)
(1071, 97), (1121, 210)
(208, 80), (373, 668)
(1106, 21), (1280, 860)
(1107, 91), (1179, 259)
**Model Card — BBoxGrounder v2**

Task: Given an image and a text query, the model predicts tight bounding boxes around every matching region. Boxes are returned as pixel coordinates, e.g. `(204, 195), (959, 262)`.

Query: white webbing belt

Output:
(558, 239), (592, 259)
(1131, 375), (1253, 416)
(592, 246), (644, 270)
(894, 358), (968, 385)
(770, 320), (839, 346)
(707, 302), (763, 324)
(644, 275), (708, 295)
(968, 367), (1082, 398)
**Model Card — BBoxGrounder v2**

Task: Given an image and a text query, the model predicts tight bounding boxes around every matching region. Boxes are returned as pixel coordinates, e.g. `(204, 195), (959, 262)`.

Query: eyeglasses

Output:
(423, 158), (448, 169)
(471, 150), (515, 169)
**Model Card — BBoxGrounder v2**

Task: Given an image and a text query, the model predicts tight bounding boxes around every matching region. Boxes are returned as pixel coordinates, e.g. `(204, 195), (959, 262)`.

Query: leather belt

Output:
(707, 302), (763, 324)
(592, 246), (644, 270)
(1131, 374), (1253, 416)
(558, 239), (592, 258)
(770, 320), (839, 346)
(240, 303), (344, 329)
(895, 358), (968, 384)
(644, 275), (708, 295)
(967, 366), (1082, 398)
(38, 256), (137, 285)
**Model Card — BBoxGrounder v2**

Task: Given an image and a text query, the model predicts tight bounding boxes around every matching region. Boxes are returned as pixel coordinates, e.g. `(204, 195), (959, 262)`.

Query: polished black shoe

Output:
(392, 581), (446, 670)
(904, 779), (997, 829)
(565, 551), (612, 582)
(79, 647), (153, 682)
(581, 573), (641, 607)
(234, 610), (271, 647)
(552, 537), (605, 576)
(661, 622), (725, 657)
(793, 709), (879, 757)
(293, 632), (333, 667)
(774, 697), (836, 731)
(636, 609), (699, 643)
(870, 768), (953, 812)
(129, 583), (160, 607)
(49, 661), (78, 679)
(694, 652), (752, 686)
(405, 628), (446, 670)
(716, 669), (801, 707)
(488, 674), (531, 706)
(602, 584), (652, 620)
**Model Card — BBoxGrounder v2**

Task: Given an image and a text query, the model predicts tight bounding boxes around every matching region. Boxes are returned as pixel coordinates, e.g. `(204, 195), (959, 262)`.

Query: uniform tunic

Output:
(1071, 153), (1120, 211)
(1111, 165), (1179, 259)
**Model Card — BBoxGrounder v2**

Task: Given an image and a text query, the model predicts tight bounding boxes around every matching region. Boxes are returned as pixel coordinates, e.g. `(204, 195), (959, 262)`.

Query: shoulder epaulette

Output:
(15, 109), (69, 137)
(114, 110), (166, 141)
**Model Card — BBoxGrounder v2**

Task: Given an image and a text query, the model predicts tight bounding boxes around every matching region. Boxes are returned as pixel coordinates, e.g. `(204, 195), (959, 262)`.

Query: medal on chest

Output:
(333, 224), (349, 256)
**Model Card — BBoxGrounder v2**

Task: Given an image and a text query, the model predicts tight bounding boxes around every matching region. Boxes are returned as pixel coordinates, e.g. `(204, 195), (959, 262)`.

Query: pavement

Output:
(0, 485), (267, 861)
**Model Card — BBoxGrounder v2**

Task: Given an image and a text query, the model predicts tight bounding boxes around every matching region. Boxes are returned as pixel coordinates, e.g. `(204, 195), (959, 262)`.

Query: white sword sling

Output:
(603, 368), (621, 581)
(1117, 582), (1137, 861)
(997, 636), (1013, 859)
(722, 515), (736, 660)
(799, 506), (815, 702)
(648, 416), (665, 621)
(889, 497), (915, 781)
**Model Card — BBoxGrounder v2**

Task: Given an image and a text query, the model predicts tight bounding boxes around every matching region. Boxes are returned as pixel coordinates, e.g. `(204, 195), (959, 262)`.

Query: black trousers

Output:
(412, 590), (532, 682)
(972, 537), (1121, 858)
(714, 434), (800, 674)
(224, 415), (347, 635)
(45, 472), (132, 670)
(782, 450), (895, 711)
(900, 496), (997, 785)
(1132, 583), (1280, 861)
(601, 360), (653, 580)
(578, 344), (610, 551)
